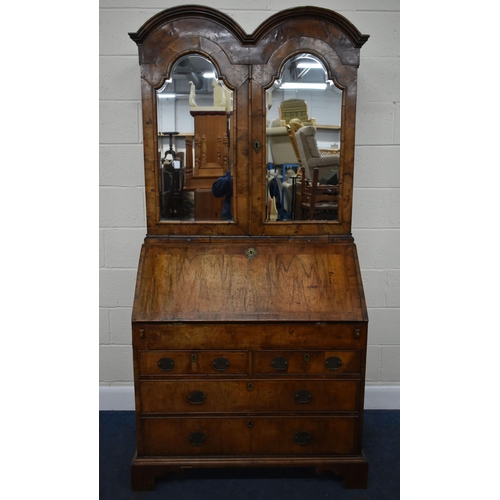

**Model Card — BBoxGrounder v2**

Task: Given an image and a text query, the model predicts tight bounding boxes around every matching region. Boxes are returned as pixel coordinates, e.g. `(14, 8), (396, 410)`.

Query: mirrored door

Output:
(265, 54), (342, 222)
(156, 54), (234, 222)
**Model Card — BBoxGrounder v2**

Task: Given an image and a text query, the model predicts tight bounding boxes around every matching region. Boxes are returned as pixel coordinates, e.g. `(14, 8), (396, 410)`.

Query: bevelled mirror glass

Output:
(265, 53), (342, 222)
(156, 54), (234, 221)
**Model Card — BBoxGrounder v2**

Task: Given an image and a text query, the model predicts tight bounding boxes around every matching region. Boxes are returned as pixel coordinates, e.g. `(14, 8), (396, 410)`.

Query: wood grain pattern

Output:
(141, 415), (359, 456)
(129, 5), (369, 491)
(129, 5), (368, 236)
(133, 240), (365, 322)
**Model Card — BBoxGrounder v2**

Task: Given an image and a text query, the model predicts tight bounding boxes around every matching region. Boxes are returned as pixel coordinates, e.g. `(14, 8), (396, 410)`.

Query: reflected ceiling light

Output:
(296, 62), (323, 69)
(158, 93), (176, 98)
(203, 72), (216, 78)
(279, 83), (327, 90)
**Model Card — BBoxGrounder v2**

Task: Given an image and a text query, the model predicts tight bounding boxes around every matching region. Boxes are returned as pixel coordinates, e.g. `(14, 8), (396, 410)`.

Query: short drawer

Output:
(253, 350), (360, 376)
(140, 379), (359, 413)
(140, 415), (359, 456)
(138, 350), (248, 376)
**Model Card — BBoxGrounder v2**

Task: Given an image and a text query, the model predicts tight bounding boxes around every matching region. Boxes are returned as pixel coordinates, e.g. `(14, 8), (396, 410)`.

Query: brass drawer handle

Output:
(295, 390), (312, 404)
(294, 432), (311, 446)
(325, 356), (342, 371)
(157, 357), (175, 371)
(188, 390), (206, 404)
(271, 356), (288, 371)
(189, 432), (206, 446)
(212, 357), (230, 371)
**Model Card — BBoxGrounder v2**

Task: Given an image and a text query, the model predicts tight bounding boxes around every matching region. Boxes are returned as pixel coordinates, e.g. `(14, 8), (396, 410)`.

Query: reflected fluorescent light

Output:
(203, 72), (216, 78)
(158, 93), (176, 98)
(297, 62), (323, 69)
(280, 83), (327, 90)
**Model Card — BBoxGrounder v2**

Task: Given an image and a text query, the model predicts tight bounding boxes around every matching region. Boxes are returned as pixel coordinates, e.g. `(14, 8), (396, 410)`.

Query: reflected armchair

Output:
(294, 126), (340, 181)
(266, 118), (300, 167)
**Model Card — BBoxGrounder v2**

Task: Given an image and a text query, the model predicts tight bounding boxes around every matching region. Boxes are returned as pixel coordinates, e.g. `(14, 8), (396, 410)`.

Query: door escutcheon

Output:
(253, 139), (261, 152)
(245, 247), (257, 260)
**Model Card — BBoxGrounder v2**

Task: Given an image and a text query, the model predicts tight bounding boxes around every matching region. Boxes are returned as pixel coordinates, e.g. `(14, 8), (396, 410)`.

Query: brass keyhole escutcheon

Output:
(247, 383), (254, 391)
(253, 140), (261, 152)
(191, 353), (198, 363)
(303, 353), (311, 362)
(245, 247), (257, 260)
(247, 420), (254, 428)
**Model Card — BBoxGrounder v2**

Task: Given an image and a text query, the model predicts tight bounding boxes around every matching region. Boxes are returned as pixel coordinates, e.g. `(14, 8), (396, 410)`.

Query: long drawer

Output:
(133, 322), (366, 351)
(140, 379), (359, 413)
(141, 415), (359, 456)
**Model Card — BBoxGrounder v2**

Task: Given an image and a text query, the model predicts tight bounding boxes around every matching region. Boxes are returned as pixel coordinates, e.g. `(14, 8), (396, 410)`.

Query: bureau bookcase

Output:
(129, 5), (369, 490)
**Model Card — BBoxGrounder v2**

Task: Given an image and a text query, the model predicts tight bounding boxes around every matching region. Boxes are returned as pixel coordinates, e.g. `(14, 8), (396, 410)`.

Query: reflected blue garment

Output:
(212, 171), (233, 220)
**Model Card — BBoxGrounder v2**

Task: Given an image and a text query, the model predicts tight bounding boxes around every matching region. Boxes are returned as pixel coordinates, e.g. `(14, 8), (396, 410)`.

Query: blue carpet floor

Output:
(100, 410), (399, 499)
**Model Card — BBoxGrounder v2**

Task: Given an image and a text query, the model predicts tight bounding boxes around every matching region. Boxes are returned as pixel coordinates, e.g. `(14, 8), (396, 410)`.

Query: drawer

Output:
(133, 322), (366, 350)
(140, 379), (359, 413)
(141, 415), (359, 456)
(253, 350), (360, 376)
(138, 350), (248, 376)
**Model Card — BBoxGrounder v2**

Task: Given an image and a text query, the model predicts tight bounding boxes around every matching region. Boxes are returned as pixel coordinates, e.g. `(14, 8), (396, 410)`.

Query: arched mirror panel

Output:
(264, 53), (342, 222)
(156, 54), (234, 222)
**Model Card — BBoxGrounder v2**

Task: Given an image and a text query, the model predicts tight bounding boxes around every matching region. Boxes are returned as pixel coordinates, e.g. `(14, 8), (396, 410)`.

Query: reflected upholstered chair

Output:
(266, 118), (300, 167)
(294, 126), (340, 181)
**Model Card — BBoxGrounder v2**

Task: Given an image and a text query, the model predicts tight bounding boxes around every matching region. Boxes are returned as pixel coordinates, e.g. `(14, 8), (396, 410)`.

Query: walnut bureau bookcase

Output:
(128, 5), (370, 490)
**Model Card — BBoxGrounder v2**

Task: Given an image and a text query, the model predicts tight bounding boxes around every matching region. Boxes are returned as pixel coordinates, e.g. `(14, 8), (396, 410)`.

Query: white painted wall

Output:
(99, 0), (400, 409)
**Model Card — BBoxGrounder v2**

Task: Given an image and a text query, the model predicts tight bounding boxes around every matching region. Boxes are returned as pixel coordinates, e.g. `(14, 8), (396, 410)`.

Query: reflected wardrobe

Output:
(128, 5), (370, 490)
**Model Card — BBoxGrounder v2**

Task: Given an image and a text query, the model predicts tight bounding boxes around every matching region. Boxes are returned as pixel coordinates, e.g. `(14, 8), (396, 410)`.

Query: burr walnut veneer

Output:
(129, 5), (369, 490)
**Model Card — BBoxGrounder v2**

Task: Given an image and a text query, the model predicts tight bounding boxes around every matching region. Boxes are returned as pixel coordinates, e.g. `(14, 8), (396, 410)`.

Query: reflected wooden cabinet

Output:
(129, 5), (369, 490)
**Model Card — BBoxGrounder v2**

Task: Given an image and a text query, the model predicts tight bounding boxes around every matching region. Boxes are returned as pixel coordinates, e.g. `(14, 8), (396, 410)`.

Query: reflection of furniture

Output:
(193, 188), (225, 220)
(266, 118), (300, 167)
(129, 5), (370, 492)
(300, 167), (339, 220)
(295, 126), (340, 180)
(185, 110), (229, 188)
(266, 119), (300, 220)
(160, 164), (186, 219)
(161, 131), (179, 160)
(279, 98), (316, 126)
